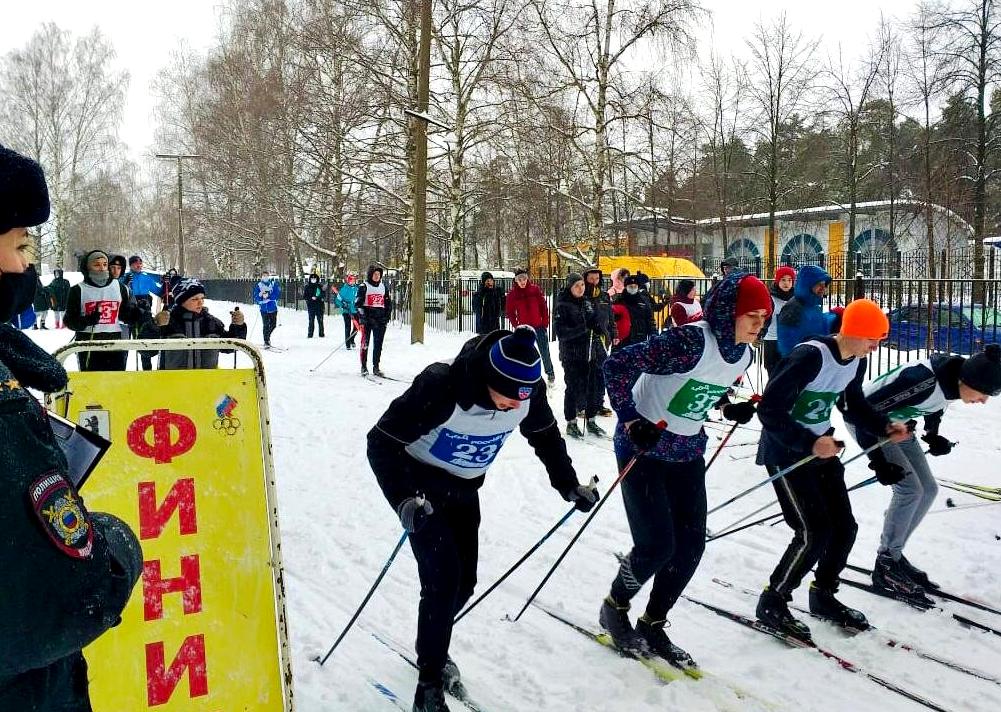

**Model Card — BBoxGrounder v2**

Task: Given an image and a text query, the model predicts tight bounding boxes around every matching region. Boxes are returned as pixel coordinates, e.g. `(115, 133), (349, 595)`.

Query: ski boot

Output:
(899, 554), (940, 590)
(566, 420), (584, 439)
(809, 582), (870, 631)
(872, 553), (925, 597)
(442, 656), (464, 697)
(413, 681), (450, 712)
(635, 616), (697, 670)
(585, 419), (607, 437)
(756, 587), (812, 641)
(361, 365), (369, 375)
(598, 596), (648, 654)
(373, 366), (386, 378)
(547, 374), (556, 387)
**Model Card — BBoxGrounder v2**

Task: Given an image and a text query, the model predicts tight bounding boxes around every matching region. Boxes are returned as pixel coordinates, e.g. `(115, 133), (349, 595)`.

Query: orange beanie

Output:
(839, 298), (888, 339)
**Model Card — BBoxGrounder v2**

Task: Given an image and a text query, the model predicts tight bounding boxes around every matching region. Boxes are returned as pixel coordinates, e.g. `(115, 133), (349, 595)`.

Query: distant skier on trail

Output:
(355, 264), (392, 376)
(847, 344), (1001, 598)
(303, 272), (325, 338)
(334, 273), (358, 349)
(252, 270), (282, 348)
(755, 298), (909, 639)
(367, 325), (597, 712)
(599, 271), (771, 667)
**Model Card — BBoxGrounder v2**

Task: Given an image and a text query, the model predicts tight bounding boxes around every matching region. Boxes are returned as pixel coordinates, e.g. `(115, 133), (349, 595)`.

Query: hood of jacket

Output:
(582, 268), (603, 299)
(700, 271), (750, 364)
(53, 269), (64, 279)
(78, 250), (112, 287)
(793, 265), (831, 307)
(366, 264), (384, 283)
(770, 282), (794, 301)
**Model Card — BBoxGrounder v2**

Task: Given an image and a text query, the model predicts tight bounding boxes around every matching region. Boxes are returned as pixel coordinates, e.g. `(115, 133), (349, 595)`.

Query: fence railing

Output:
(206, 274), (1001, 378)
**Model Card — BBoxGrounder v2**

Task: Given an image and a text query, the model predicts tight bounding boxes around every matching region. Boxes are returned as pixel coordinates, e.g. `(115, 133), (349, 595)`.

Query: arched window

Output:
(851, 228), (897, 257)
(725, 239), (760, 260)
(781, 234), (824, 266)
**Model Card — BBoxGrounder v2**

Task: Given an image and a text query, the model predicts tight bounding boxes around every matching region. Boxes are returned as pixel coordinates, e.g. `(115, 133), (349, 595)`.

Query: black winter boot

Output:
(442, 656), (465, 697)
(635, 616), (697, 669)
(413, 682), (450, 712)
(373, 366), (386, 378)
(872, 553), (924, 596)
(598, 596), (647, 654)
(809, 582), (870, 631)
(756, 587), (811, 640)
(585, 419), (607, 437)
(899, 555), (939, 589)
(566, 420), (583, 439)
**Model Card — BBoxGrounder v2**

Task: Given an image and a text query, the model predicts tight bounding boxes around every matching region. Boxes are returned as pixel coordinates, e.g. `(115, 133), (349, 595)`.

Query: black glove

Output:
(563, 482), (599, 513)
(869, 459), (907, 486)
(85, 309), (102, 325)
(627, 418), (662, 451)
(922, 433), (953, 456)
(721, 401), (756, 425)
(396, 496), (433, 533)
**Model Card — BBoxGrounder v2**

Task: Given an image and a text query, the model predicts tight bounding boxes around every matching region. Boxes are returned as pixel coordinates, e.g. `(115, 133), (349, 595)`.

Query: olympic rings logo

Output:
(213, 417), (241, 436)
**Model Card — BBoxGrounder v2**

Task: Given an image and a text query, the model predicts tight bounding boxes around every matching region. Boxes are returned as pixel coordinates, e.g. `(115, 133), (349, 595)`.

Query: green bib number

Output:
(666, 379), (729, 422)
(791, 390), (838, 425)
(888, 405), (928, 421)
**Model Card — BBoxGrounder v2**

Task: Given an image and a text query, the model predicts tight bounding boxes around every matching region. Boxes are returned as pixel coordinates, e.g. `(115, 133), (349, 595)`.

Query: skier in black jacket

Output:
(471, 271), (504, 334)
(0, 143), (143, 712)
(554, 273), (608, 438)
(355, 264), (392, 376)
(368, 325), (597, 712)
(846, 346), (1001, 596)
(302, 273), (325, 338)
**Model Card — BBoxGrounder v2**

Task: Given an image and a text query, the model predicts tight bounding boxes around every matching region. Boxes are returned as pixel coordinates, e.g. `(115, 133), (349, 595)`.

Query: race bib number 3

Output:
(666, 380), (729, 422)
(429, 429), (508, 469)
(791, 390), (838, 425)
(84, 300), (121, 325)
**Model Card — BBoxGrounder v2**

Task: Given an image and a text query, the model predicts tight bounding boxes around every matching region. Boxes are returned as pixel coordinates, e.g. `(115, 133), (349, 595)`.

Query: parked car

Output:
(887, 303), (1001, 355)
(425, 282), (448, 312)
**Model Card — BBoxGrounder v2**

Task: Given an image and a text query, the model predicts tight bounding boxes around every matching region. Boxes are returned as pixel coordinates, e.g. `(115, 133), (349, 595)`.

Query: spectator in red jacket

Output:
(506, 267), (555, 384)
(670, 279), (703, 326)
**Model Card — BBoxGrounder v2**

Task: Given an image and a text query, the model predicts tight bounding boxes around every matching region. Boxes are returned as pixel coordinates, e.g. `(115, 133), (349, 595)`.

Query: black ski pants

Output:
(762, 339), (782, 376)
(262, 311), (278, 345)
(561, 355), (604, 421)
(342, 314), (357, 347)
(768, 456), (856, 596)
(307, 303), (324, 338)
(609, 453), (707, 621)
(360, 321), (387, 368)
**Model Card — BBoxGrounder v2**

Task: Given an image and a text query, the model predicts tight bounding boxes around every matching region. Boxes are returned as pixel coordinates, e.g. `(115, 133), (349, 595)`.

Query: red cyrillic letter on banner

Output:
(142, 555), (203, 621)
(145, 634), (209, 705)
(138, 478), (197, 539)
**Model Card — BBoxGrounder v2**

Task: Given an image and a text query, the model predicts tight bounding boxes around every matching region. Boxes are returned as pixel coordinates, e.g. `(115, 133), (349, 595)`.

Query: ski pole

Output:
(510, 450), (649, 622)
(706, 453), (818, 516)
(309, 327), (359, 372)
(454, 476), (598, 625)
(313, 529), (410, 666)
(705, 394), (760, 472)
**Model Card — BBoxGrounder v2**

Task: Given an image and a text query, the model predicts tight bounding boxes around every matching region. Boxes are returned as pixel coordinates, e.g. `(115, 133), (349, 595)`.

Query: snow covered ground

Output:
(29, 300), (1001, 712)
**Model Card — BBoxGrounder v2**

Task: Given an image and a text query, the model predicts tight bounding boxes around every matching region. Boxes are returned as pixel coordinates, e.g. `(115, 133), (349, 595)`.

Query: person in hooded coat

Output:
(335, 274), (359, 349)
(554, 273), (608, 438)
(0, 142), (143, 712)
(64, 250), (140, 372)
(669, 279), (703, 327)
(471, 271), (504, 334)
(355, 264), (393, 375)
(763, 266), (796, 373)
(48, 268), (71, 328)
(303, 273), (326, 338)
(599, 272), (772, 666)
(155, 279), (248, 369)
(776, 264), (839, 358)
(367, 325), (596, 712)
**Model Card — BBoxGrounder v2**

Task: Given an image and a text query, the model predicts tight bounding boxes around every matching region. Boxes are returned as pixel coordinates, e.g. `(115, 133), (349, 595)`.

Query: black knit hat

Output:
(110, 255), (127, 270)
(961, 344), (1001, 396)
(0, 144), (50, 233)
(566, 272), (583, 289)
(486, 325), (542, 401)
(171, 278), (206, 307)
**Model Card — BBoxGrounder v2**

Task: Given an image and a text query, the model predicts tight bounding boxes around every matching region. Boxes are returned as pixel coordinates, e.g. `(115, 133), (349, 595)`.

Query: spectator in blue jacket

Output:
(334, 274), (359, 349)
(124, 255), (164, 310)
(776, 264), (838, 357)
(253, 270), (282, 347)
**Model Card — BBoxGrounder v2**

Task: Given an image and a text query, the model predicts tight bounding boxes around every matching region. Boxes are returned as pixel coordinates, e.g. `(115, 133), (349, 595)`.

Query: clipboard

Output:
(47, 409), (111, 489)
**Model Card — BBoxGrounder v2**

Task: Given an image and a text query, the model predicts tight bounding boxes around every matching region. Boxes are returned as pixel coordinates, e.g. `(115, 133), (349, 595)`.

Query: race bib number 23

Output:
(429, 429), (508, 469)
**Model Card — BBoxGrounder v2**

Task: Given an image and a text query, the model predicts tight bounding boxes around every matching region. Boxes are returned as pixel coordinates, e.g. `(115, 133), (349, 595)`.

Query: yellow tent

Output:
(597, 255), (704, 279)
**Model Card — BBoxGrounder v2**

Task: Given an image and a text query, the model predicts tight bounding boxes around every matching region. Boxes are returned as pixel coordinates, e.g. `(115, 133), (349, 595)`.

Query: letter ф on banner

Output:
(48, 338), (292, 712)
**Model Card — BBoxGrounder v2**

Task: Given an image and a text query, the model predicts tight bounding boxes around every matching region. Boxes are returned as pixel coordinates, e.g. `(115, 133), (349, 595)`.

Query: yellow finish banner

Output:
(64, 367), (290, 711)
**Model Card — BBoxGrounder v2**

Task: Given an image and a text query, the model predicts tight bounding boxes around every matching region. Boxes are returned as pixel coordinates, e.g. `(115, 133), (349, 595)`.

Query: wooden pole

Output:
(410, 0), (432, 344)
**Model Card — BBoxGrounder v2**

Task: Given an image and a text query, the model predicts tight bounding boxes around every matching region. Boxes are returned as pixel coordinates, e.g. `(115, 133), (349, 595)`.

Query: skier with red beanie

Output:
(598, 272), (772, 668)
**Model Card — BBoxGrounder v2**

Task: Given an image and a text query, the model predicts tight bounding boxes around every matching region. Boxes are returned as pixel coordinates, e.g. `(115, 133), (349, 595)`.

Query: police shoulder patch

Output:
(28, 470), (94, 559)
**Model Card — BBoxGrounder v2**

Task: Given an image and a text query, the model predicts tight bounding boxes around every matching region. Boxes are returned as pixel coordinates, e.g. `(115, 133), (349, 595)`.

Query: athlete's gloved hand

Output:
(869, 459), (907, 485)
(396, 495), (433, 533)
(626, 418), (663, 451)
(86, 309), (103, 326)
(563, 481), (599, 512)
(922, 433), (953, 456)
(721, 401), (756, 425)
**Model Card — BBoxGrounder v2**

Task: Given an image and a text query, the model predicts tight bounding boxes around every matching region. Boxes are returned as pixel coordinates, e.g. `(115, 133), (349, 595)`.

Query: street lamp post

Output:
(155, 153), (201, 273)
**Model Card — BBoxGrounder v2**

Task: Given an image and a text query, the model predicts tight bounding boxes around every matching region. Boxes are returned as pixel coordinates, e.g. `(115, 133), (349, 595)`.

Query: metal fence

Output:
(206, 273), (1001, 378)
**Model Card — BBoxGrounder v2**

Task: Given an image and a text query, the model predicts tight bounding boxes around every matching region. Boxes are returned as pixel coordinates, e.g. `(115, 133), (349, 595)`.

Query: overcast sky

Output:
(7, 0), (920, 163)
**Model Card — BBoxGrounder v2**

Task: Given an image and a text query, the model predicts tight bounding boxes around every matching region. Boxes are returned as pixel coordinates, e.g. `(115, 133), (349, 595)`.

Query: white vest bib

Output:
(863, 359), (949, 422)
(677, 300), (703, 322)
(764, 295), (790, 341)
(790, 340), (860, 435)
(364, 282), (386, 309)
(77, 281), (123, 334)
(632, 322), (751, 437)
(405, 402), (529, 478)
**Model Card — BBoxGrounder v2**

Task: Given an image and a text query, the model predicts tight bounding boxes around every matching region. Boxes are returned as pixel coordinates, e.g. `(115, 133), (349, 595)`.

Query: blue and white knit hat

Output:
(487, 325), (542, 400)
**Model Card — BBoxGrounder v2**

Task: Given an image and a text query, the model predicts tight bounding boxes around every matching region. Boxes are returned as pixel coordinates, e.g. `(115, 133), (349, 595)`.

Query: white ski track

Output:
(26, 302), (1001, 711)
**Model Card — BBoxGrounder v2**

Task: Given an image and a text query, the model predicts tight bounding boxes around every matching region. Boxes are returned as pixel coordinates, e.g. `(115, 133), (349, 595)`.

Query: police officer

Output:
(0, 144), (143, 711)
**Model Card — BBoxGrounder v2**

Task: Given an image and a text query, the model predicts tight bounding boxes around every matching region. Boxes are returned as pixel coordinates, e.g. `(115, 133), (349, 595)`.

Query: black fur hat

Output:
(0, 144), (50, 233)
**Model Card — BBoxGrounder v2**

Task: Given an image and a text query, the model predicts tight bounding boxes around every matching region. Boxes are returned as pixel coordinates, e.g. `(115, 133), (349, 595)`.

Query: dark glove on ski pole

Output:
(922, 433), (954, 456)
(721, 400), (757, 425)
(397, 495), (433, 533)
(626, 418), (662, 451)
(563, 480), (600, 513)
(869, 459), (907, 486)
